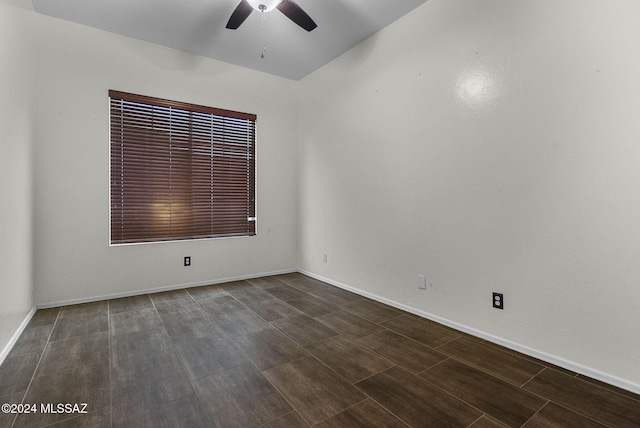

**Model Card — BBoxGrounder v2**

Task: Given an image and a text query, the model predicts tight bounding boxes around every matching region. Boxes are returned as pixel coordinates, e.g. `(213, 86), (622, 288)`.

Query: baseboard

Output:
(37, 268), (297, 309)
(0, 306), (37, 367)
(299, 269), (640, 396)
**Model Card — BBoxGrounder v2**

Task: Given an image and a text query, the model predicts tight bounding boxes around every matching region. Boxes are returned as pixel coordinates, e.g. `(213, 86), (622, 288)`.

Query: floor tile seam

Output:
(5, 325), (54, 359)
(197, 285), (276, 325)
(385, 314), (462, 337)
(338, 305), (405, 325)
(306, 292), (353, 307)
(8, 309), (61, 428)
(421, 356), (550, 401)
(237, 292), (305, 323)
(519, 399), (550, 428)
(179, 372), (217, 427)
(301, 332), (347, 350)
(221, 319), (312, 372)
(154, 286), (300, 385)
(144, 295), (220, 427)
(433, 340), (542, 388)
(308, 332), (402, 374)
(149, 295), (194, 306)
(312, 306), (390, 329)
(518, 365), (547, 389)
(470, 341), (547, 370)
(355, 364), (487, 428)
(369, 325), (450, 356)
(275, 277), (311, 290)
(158, 290), (218, 320)
(144, 293), (194, 372)
(107, 300), (113, 428)
(412, 363), (517, 427)
(434, 332), (464, 349)
(263, 351), (371, 421)
(522, 358), (640, 406)
(253, 411), (307, 428)
(573, 373), (640, 404)
(353, 396), (414, 428)
(433, 336), (546, 388)
(3, 308), (57, 427)
(353, 330), (443, 371)
(258, 361), (316, 427)
(285, 297), (341, 318)
(106, 294), (154, 315)
(310, 397), (412, 428)
(436, 337), (548, 379)
(542, 400), (618, 428)
(520, 368), (640, 427)
(282, 281), (322, 294)
(415, 355), (451, 376)
(184, 284), (231, 301)
(266, 321), (321, 348)
(380, 318), (460, 349)
(308, 330), (392, 352)
(303, 335), (398, 384)
(49, 321), (110, 344)
(464, 414), (489, 428)
(309, 318), (378, 342)
(417, 356), (549, 426)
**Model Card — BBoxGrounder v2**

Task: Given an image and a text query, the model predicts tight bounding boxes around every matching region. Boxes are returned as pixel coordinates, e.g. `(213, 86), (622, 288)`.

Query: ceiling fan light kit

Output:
(247, 0), (282, 12)
(226, 0), (317, 32)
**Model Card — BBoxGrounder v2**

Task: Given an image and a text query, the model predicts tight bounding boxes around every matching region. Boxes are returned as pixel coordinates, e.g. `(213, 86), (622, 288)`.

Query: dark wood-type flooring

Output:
(1, 273), (639, 427)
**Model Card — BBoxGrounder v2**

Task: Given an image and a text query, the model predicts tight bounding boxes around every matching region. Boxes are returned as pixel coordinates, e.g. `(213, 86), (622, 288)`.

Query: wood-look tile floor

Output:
(1, 273), (639, 428)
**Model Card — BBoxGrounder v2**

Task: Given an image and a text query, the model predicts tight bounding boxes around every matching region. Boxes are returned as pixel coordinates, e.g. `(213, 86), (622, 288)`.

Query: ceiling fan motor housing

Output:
(227, 0), (317, 32)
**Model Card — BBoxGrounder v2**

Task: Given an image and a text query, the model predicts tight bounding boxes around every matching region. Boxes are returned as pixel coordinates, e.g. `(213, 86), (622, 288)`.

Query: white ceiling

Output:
(30, 0), (430, 80)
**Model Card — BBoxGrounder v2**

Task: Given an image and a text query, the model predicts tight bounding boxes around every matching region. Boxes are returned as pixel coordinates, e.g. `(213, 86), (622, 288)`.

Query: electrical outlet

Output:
(184, 256), (191, 267)
(323, 253), (328, 263)
(492, 292), (504, 309)
(418, 274), (427, 290)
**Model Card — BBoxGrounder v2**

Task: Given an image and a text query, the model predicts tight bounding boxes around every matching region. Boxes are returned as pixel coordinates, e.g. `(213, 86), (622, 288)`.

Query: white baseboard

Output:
(0, 306), (37, 367)
(37, 268), (297, 309)
(299, 269), (640, 396)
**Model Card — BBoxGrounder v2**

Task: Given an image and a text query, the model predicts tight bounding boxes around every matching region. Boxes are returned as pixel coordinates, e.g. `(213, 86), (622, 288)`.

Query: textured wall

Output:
(299, 0), (640, 391)
(32, 14), (299, 305)
(0, 0), (35, 360)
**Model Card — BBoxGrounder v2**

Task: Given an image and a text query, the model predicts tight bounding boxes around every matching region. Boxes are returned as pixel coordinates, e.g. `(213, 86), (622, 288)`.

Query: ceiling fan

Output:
(226, 0), (317, 32)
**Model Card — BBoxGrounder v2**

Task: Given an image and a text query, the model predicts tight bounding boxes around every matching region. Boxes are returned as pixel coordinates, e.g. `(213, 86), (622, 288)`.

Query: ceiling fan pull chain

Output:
(260, 7), (266, 58)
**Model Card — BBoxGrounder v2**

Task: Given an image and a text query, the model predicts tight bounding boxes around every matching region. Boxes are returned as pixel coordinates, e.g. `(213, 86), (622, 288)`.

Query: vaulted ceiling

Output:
(31, 0), (430, 80)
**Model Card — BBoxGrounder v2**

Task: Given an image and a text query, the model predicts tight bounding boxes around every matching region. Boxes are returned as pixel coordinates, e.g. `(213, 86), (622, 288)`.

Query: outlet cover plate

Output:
(418, 275), (427, 290)
(492, 292), (503, 309)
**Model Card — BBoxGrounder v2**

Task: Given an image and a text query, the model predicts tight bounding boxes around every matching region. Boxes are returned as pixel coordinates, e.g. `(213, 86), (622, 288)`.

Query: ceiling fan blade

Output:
(276, 0), (317, 32)
(226, 0), (253, 29)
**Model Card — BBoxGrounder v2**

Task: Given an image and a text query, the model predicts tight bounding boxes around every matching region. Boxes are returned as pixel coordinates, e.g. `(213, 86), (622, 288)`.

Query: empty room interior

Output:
(1, 0), (640, 426)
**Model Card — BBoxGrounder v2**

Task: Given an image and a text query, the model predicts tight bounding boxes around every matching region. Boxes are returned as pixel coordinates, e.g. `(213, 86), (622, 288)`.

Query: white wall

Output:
(0, 0), (35, 359)
(33, 14), (299, 305)
(299, 0), (640, 391)
(4, 0), (639, 393)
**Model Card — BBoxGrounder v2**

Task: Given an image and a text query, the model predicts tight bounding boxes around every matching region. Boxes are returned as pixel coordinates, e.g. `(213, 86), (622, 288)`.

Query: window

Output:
(109, 90), (256, 244)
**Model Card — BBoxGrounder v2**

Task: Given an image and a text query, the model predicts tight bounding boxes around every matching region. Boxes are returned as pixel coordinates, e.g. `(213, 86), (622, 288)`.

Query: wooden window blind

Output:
(109, 90), (256, 244)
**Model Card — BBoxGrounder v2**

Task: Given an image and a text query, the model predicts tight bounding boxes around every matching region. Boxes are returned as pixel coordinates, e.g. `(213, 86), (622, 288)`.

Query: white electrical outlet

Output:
(323, 253), (328, 263)
(418, 274), (427, 290)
